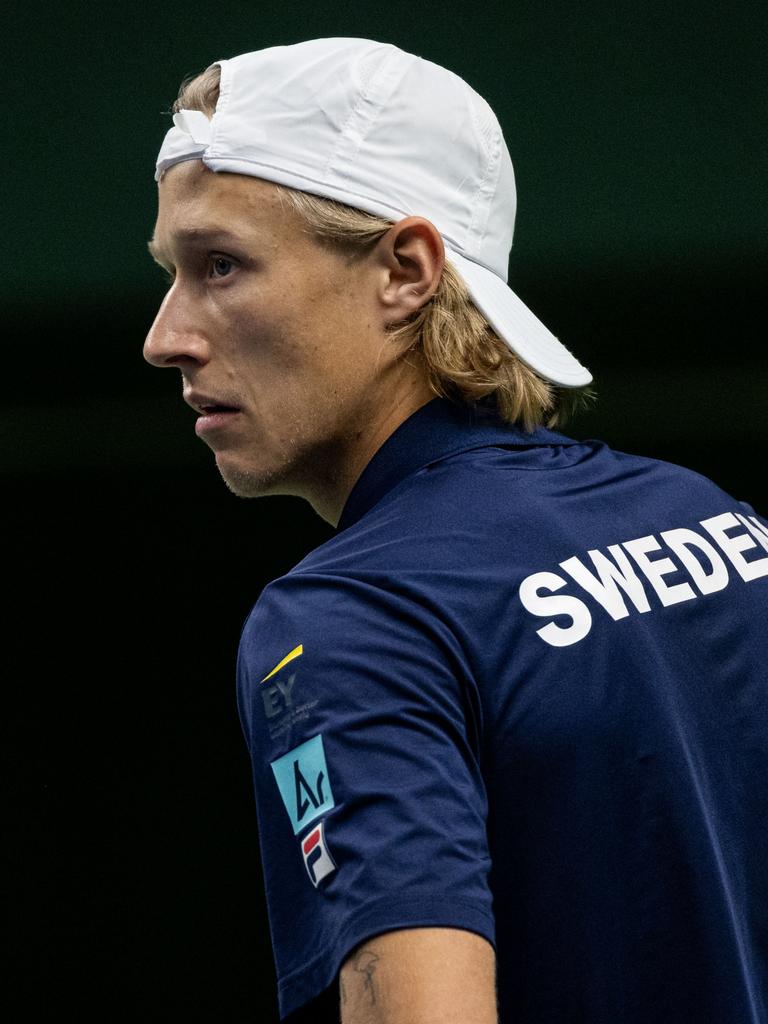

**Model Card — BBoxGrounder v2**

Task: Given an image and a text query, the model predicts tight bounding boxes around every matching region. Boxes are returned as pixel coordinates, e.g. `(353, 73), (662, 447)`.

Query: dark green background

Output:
(8, 1), (766, 1021)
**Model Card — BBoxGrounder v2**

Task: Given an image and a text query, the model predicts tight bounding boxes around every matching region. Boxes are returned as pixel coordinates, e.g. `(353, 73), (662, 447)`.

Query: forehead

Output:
(150, 161), (304, 259)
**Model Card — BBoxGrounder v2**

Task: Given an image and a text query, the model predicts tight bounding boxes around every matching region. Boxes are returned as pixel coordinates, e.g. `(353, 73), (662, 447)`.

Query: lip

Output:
(183, 390), (243, 437)
(194, 409), (241, 437)
(183, 389), (241, 413)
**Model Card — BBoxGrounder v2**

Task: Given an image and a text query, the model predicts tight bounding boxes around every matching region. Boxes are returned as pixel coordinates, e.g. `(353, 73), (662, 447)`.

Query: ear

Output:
(376, 217), (445, 326)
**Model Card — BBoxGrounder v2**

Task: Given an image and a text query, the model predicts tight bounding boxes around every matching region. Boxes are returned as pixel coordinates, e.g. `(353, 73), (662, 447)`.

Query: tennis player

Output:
(144, 38), (768, 1024)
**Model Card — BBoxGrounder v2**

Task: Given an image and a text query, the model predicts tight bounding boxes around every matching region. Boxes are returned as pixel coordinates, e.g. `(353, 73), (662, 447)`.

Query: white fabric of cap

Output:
(154, 37), (592, 388)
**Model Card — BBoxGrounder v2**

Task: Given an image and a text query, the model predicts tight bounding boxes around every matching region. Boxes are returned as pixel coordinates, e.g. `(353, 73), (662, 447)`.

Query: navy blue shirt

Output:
(236, 396), (768, 1022)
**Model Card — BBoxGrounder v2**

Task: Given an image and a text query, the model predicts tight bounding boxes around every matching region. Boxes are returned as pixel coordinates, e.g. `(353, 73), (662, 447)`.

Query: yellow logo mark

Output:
(261, 643), (303, 684)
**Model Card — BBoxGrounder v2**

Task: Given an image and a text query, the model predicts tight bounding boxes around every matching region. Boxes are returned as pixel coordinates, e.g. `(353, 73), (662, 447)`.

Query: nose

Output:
(143, 285), (210, 368)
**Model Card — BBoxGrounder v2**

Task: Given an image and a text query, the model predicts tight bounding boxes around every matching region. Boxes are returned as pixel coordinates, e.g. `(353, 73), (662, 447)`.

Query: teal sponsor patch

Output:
(270, 734), (335, 834)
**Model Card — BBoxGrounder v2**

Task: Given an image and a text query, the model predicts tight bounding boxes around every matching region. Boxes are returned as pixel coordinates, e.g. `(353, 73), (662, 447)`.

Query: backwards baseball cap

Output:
(155, 37), (592, 387)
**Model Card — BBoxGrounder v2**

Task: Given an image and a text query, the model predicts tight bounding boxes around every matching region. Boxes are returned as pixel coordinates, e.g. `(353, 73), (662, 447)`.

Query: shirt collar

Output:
(337, 397), (578, 532)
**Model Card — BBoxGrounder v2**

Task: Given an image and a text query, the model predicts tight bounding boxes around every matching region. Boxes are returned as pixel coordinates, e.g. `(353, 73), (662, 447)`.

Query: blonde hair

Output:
(170, 66), (597, 432)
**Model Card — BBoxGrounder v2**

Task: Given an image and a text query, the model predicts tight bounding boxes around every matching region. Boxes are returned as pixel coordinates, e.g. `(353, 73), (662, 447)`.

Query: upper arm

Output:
(339, 926), (498, 1024)
(237, 572), (496, 1019)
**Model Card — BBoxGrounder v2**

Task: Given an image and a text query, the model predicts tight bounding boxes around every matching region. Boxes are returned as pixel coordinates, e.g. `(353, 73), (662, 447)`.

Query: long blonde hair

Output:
(169, 65), (597, 432)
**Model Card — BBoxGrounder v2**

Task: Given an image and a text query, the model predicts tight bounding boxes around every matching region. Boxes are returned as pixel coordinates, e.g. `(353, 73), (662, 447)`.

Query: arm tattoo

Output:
(351, 947), (381, 1006)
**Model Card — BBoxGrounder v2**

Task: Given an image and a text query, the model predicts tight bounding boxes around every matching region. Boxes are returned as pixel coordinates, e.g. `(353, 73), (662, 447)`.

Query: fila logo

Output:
(270, 734), (336, 834)
(301, 820), (336, 888)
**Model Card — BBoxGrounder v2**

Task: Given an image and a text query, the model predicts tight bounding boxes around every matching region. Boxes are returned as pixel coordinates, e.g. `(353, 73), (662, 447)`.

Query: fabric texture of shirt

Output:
(236, 396), (768, 1023)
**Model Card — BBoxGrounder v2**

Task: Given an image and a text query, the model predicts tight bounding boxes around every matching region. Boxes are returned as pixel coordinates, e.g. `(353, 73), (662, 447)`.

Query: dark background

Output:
(6, 1), (766, 1020)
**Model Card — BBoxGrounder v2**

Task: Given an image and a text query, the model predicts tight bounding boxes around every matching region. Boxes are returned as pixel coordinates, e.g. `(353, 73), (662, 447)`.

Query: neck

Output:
(307, 376), (437, 528)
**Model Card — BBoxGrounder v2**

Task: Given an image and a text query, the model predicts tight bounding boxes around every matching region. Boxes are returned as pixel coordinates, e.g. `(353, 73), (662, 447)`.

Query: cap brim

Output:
(445, 247), (593, 387)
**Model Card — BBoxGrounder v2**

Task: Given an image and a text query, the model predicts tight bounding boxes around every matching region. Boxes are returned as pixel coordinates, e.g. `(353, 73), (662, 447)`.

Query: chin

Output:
(221, 475), (261, 499)
(218, 467), (269, 498)
(215, 454), (288, 499)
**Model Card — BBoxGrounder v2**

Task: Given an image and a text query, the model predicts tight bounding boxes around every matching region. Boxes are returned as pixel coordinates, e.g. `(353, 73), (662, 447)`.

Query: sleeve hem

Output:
(276, 892), (496, 1020)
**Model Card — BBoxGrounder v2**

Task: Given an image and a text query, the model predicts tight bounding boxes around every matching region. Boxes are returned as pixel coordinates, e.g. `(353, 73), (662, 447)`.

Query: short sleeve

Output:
(236, 570), (496, 1020)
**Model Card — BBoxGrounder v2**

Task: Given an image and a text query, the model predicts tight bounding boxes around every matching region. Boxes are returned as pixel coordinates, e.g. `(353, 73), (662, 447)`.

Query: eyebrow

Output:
(147, 227), (245, 264)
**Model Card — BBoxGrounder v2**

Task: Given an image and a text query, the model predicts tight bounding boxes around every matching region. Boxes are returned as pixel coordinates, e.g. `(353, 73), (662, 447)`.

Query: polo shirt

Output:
(236, 396), (768, 1023)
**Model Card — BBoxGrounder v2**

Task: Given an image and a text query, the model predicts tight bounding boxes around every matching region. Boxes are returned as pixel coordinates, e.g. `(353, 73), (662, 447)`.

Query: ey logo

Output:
(261, 644), (302, 720)
(270, 734), (335, 834)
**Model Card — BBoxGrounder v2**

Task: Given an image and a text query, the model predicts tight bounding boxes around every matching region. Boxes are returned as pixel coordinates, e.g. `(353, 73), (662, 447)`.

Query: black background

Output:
(6, 1), (766, 1020)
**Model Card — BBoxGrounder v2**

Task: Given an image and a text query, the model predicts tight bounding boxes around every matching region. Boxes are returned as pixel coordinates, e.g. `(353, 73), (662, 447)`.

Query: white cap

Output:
(154, 37), (592, 388)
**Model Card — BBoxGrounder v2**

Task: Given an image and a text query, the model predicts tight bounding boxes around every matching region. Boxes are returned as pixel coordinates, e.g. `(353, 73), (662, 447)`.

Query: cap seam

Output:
(323, 57), (374, 181)
(325, 47), (412, 186)
(208, 58), (231, 152)
(466, 101), (502, 256)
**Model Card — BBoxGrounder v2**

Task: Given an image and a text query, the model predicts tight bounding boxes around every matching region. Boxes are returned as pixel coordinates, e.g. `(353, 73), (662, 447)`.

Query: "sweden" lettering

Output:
(518, 511), (768, 647)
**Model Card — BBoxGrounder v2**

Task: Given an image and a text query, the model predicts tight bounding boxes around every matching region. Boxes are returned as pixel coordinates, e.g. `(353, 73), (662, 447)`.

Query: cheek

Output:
(223, 299), (303, 379)
(232, 264), (374, 393)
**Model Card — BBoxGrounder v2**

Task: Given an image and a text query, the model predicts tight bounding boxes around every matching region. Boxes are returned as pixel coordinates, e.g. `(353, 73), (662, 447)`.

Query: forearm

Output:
(339, 928), (498, 1024)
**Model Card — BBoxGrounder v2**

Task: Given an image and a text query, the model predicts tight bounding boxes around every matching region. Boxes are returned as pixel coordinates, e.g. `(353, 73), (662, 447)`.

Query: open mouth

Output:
(200, 404), (239, 414)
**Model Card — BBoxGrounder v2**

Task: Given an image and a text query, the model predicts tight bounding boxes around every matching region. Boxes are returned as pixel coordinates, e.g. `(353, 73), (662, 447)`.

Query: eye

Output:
(210, 255), (235, 279)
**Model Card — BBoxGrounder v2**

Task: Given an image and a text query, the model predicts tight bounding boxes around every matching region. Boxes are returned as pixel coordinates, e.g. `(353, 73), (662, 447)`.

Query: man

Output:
(144, 38), (768, 1024)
